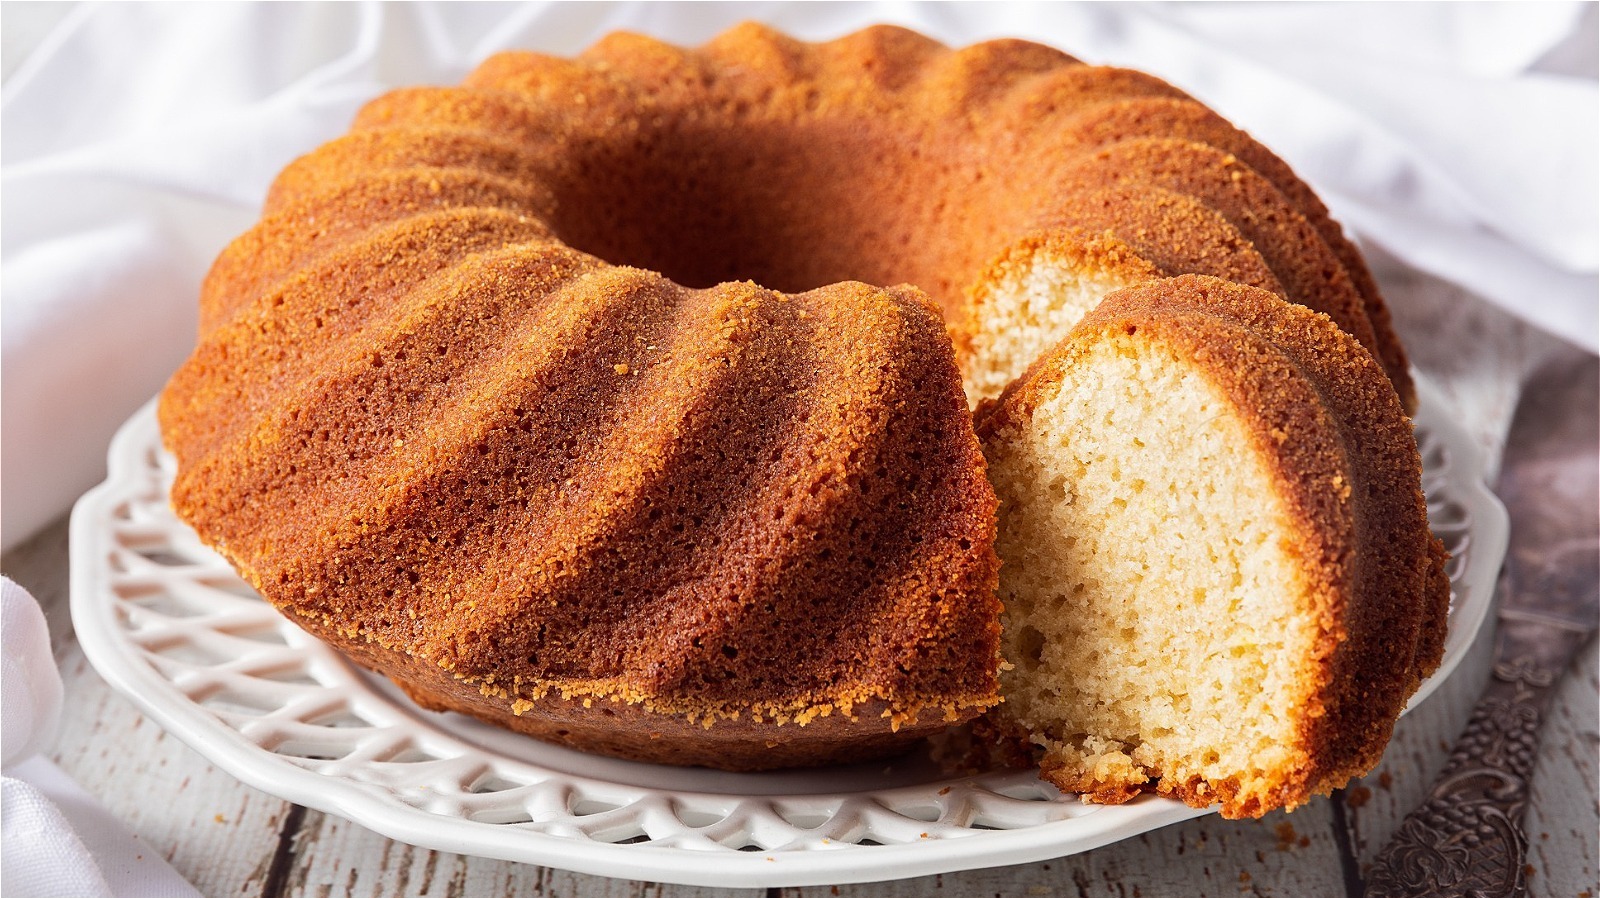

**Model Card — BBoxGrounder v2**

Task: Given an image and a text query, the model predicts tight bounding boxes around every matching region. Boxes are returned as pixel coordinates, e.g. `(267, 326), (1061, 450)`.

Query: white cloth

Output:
(2, 577), (61, 766)
(1, 578), (204, 898)
(1, 1), (1594, 554)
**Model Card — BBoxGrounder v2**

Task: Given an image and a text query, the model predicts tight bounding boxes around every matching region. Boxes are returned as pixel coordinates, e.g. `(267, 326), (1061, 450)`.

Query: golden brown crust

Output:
(264, 128), (561, 214)
(1415, 538), (1452, 681)
(200, 169), (555, 333)
(985, 64), (1190, 142)
(292, 580), (983, 771)
(351, 86), (569, 141)
(164, 209), (559, 457)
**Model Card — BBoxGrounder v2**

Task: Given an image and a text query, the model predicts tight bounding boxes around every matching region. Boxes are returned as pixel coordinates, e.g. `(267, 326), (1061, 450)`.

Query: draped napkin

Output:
(1, 577), (204, 898)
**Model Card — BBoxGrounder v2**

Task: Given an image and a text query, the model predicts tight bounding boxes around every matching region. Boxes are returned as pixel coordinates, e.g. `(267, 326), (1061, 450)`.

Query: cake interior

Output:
(986, 332), (1321, 805)
(963, 249), (1141, 403)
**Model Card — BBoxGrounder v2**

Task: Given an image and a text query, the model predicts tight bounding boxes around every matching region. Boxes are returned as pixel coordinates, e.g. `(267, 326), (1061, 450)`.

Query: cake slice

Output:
(976, 275), (1446, 818)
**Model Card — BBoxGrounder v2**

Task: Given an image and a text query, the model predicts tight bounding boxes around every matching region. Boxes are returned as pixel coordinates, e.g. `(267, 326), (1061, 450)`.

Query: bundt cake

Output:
(976, 275), (1447, 818)
(159, 23), (1441, 790)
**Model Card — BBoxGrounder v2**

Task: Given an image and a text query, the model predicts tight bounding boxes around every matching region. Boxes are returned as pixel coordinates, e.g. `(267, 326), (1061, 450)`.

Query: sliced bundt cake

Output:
(977, 275), (1447, 817)
(160, 23), (1435, 776)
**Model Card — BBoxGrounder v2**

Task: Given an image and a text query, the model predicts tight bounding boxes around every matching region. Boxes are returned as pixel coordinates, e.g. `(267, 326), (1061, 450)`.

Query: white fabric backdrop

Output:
(4, 1), (1597, 554)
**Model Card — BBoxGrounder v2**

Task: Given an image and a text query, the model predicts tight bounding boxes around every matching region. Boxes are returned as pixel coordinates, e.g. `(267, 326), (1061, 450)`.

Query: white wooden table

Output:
(6, 256), (1596, 897)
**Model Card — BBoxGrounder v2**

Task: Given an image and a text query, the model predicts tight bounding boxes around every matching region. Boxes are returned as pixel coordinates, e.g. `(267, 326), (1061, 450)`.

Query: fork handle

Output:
(1362, 615), (1590, 898)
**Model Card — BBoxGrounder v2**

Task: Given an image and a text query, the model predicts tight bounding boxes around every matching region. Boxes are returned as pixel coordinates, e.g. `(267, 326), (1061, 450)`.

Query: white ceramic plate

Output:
(71, 377), (1505, 888)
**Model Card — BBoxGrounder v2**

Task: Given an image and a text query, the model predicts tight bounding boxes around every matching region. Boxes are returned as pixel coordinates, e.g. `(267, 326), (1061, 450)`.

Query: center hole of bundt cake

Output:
(542, 118), (1000, 305)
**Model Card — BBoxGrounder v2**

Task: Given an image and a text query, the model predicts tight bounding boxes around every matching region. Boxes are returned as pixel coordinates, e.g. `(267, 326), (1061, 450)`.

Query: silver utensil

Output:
(1365, 355), (1599, 898)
